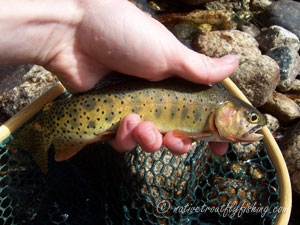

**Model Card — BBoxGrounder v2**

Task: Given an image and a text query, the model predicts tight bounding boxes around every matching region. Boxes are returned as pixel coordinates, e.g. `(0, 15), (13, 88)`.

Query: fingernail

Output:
(173, 141), (184, 153)
(221, 55), (238, 63)
(144, 128), (156, 145)
(126, 118), (139, 130)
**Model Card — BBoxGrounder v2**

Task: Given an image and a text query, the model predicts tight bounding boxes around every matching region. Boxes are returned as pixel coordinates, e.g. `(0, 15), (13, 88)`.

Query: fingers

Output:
(109, 114), (163, 152)
(209, 142), (229, 156)
(109, 115), (229, 156)
(163, 131), (191, 154)
(109, 114), (141, 152)
(132, 122), (163, 152)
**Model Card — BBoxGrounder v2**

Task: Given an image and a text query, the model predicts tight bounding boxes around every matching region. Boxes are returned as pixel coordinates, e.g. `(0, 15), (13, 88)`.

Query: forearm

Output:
(0, 0), (83, 65)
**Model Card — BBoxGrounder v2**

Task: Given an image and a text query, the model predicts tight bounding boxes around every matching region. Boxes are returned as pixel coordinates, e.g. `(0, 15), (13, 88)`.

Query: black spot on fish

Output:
(155, 107), (162, 118)
(193, 108), (201, 122)
(82, 98), (96, 110)
(181, 107), (189, 120)
(88, 120), (96, 129)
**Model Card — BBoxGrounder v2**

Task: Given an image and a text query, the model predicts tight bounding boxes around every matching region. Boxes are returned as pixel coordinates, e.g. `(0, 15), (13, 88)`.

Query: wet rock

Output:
(256, 25), (300, 53)
(0, 65), (57, 123)
(278, 122), (300, 194)
(230, 55), (280, 107)
(266, 46), (300, 92)
(193, 30), (261, 58)
(171, 23), (199, 40)
(264, 114), (280, 133)
(257, 0), (300, 39)
(260, 92), (300, 124)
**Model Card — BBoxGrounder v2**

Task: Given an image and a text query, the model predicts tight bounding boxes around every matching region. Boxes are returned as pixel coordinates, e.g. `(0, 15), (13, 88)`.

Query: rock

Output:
(250, 0), (272, 11)
(193, 30), (280, 107)
(232, 141), (262, 161)
(157, 10), (236, 32)
(0, 65), (58, 123)
(171, 23), (199, 40)
(260, 92), (300, 124)
(264, 113), (280, 133)
(257, 0), (300, 39)
(238, 23), (261, 38)
(291, 171), (300, 194)
(278, 122), (300, 194)
(288, 79), (300, 94)
(175, 0), (214, 5)
(193, 30), (261, 58)
(230, 55), (280, 107)
(256, 25), (300, 53)
(266, 46), (300, 92)
(0, 64), (33, 96)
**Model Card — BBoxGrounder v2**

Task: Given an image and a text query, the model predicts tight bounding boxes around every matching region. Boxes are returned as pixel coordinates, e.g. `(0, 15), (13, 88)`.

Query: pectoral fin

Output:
(53, 141), (86, 162)
(173, 130), (213, 139)
(96, 130), (116, 141)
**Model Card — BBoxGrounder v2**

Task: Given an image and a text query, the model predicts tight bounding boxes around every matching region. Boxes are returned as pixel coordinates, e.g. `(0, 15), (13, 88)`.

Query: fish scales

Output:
(8, 78), (266, 173)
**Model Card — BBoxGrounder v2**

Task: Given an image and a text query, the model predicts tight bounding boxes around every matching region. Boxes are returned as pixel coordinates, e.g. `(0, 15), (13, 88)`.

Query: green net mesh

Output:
(0, 137), (280, 224)
(0, 87), (280, 225)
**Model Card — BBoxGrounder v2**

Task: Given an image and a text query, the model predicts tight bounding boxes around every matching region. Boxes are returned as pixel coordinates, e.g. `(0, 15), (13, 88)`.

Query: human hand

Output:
(0, 0), (238, 155)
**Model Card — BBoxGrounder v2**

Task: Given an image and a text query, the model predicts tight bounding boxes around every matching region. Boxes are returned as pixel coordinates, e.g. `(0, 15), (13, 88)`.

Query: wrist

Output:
(0, 0), (83, 65)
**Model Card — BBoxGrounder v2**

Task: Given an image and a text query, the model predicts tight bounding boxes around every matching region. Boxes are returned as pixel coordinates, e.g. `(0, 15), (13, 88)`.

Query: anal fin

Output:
(53, 141), (86, 162)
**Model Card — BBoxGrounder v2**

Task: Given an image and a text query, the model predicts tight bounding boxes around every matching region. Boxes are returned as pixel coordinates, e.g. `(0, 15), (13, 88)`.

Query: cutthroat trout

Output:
(8, 78), (266, 173)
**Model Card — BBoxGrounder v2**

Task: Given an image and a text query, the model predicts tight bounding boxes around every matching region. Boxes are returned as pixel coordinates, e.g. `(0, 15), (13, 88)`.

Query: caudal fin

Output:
(7, 121), (52, 174)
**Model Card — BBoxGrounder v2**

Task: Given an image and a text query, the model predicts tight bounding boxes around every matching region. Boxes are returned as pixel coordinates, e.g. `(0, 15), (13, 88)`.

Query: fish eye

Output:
(248, 112), (259, 123)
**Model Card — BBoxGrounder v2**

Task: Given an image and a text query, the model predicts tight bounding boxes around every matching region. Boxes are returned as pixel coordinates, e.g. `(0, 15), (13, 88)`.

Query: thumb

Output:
(171, 47), (239, 84)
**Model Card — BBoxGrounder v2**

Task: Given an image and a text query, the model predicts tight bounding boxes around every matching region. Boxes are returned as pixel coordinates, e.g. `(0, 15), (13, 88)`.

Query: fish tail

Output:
(7, 120), (52, 174)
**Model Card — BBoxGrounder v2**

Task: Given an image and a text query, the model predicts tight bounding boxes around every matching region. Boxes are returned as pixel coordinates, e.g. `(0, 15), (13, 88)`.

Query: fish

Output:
(7, 77), (266, 173)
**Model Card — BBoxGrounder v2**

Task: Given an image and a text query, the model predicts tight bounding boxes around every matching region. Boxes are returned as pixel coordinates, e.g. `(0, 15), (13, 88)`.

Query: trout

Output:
(8, 78), (266, 173)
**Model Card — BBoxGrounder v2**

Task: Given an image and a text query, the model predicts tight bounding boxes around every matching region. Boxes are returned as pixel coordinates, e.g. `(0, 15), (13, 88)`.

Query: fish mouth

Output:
(242, 125), (264, 141)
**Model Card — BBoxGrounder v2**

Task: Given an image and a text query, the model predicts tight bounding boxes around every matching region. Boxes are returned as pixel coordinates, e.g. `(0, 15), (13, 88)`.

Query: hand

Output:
(0, 0), (238, 155)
